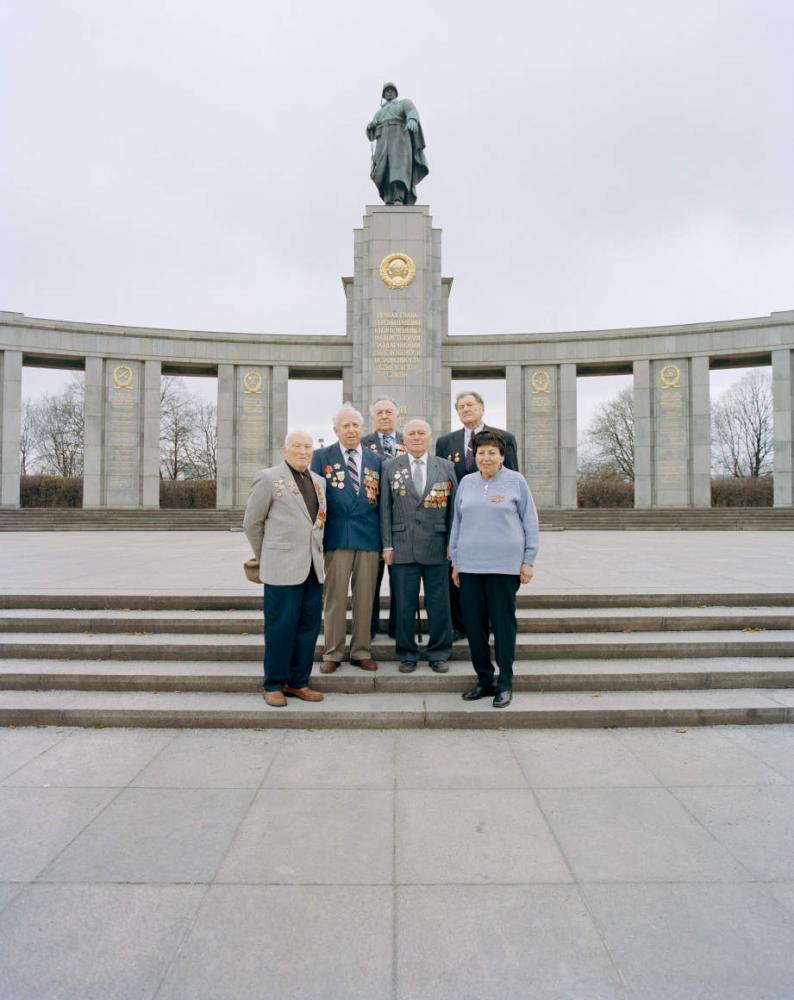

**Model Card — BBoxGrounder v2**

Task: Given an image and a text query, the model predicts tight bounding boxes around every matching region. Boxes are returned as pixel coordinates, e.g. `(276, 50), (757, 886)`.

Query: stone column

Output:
(690, 355), (711, 507)
(215, 364), (271, 507)
(521, 363), (576, 507)
(559, 363), (578, 507)
(270, 365), (288, 466)
(82, 357), (103, 507)
(82, 358), (154, 508)
(440, 365), (452, 436)
(505, 364), (523, 473)
(348, 205), (447, 434)
(342, 366), (354, 407)
(216, 364), (235, 508)
(0, 350), (22, 507)
(633, 360), (652, 507)
(773, 348), (793, 507)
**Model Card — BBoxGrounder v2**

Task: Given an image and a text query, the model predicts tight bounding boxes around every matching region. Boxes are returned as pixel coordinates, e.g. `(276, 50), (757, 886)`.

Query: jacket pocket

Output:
(263, 542), (292, 550)
(392, 524), (406, 532)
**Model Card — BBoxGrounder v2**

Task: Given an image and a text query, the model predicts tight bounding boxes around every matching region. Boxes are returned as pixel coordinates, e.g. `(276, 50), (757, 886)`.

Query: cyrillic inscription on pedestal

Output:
(236, 367), (268, 501)
(105, 362), (141, 507)
(653, 360), (689, 505)
(525, 367), (559, 506)
(372, 310), (422, 378)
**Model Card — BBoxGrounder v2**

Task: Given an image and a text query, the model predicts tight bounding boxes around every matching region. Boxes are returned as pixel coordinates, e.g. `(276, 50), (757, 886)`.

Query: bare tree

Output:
(712, 369), (773, 477)
(29, 376), (85, 476)
(583, 386), (634, 480)
(159, 378), (197, 480)
(19, 399), (37, 474)
(185, 401), (218, 479)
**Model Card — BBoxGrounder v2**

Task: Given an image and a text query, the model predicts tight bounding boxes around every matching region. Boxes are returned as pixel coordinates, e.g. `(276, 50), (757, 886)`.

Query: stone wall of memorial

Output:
(2, 299), (794, 510)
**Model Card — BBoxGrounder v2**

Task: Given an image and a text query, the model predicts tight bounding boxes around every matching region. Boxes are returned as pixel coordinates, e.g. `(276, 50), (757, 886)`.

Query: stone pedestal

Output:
(216, 364), (272, 508)
(345, 205), (446, 430)
(83, 358), (160, 508)
(0, 350), (22, 507)
(639, 357), (710, 507)
(773, 348), (793, 507)
(507, 362), (577, 507)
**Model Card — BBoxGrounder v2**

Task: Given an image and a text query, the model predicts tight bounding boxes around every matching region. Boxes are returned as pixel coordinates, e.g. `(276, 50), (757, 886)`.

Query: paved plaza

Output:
(1, 528), (793, 596)
(0, 724), (793, 999)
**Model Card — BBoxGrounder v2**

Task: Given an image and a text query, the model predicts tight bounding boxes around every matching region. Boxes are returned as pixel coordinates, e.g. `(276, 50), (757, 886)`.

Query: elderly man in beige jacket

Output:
(243, 430), (327, 708)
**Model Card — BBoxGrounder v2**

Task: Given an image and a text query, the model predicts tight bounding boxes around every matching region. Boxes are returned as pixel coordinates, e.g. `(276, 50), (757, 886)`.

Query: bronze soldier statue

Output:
(366, 82), (429, 206)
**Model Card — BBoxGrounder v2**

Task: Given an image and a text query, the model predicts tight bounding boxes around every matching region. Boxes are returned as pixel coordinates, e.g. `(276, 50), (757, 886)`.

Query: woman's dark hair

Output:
(472, 430), (506, 456)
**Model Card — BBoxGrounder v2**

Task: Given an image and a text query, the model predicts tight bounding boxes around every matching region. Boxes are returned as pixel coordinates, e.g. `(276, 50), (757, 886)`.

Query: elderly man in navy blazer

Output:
(381, 419), (457, 673)
(311, 404), (384, 672)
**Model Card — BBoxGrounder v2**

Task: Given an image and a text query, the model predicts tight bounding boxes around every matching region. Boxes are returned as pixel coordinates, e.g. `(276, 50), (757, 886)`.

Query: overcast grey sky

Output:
(3, 0), (791, 437)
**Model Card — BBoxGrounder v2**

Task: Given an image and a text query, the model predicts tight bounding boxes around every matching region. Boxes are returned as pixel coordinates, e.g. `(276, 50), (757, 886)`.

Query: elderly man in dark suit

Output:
(361, 395), (405, 639)
(311, 404), (383, 673)
(381, 419), (457, 673)
(435, 391), (520, 641)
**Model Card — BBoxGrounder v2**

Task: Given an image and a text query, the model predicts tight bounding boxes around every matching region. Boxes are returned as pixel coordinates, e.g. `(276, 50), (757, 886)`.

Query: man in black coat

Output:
(435, 390), (520, 639)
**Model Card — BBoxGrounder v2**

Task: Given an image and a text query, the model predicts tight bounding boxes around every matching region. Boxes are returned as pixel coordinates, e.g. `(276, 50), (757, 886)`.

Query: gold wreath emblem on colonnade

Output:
(379, 252), (417, 289)
(243, 371), (263, 394)
(112, 364), (134, 389)
(530, 370), (551, 394)
(660, 364), (681, 389)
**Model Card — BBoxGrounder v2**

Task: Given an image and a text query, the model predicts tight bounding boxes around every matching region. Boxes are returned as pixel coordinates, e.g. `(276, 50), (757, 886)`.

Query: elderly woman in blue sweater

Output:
(449, 430), (539, 708)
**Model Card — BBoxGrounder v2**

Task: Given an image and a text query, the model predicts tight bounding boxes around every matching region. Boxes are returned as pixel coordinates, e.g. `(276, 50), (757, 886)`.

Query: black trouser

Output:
(458, 573), (520, 692)
(371, 560), (397, 638)
(392, 562), (452, 664)
(262, 567), (323, 691)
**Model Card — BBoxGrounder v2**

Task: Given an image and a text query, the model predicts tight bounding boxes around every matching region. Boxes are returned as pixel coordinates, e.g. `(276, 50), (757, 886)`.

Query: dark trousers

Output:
(448, 565), (466, 633)
(392, 562), (452, 664)
(371, 560), (397, 638)
(263, 566), (323, 691)
(458, 573), (520, 692)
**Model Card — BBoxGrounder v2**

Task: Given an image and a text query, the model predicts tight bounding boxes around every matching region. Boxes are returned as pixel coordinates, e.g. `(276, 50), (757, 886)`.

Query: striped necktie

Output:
(346, 449), (360, 493)
(383, 435), (395, 457)
(465, 433), (475, 472)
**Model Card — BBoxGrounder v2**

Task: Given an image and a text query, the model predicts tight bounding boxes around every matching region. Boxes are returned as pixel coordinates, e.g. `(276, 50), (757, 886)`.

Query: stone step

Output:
(2, 592), (792, 610)
(3, 507), (794, 532)
(1, 630), (793, 660)
(2, 657), (793, 694)
(0, 687), (791, 729)
(2, 606), (792, 634)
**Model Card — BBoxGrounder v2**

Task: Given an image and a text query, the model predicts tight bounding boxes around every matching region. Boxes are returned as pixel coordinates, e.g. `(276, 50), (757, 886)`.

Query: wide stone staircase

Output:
(2, 508), (794, 531)
(1, 593), (793, 730)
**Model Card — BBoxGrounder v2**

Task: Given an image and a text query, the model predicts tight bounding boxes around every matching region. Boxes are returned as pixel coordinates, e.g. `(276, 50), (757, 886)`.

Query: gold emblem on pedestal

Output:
(112, 364), (134, 389)
(379, 252), (417, 289)
(660, 364), (681, 389)
(243, 371), (263, 394)
(530, 369), (551, 394)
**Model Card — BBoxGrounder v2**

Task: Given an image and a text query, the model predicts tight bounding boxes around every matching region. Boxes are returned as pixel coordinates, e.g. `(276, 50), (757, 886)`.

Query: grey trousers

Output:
(323, 548), (381, 662)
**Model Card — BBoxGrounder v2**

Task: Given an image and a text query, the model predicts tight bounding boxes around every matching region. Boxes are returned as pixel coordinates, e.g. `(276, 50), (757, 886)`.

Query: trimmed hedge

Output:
(21, 476), (83, 508)
(711, 475), (773, 507)
(159, 479), (217, 508)
(577, 476), (634, 508)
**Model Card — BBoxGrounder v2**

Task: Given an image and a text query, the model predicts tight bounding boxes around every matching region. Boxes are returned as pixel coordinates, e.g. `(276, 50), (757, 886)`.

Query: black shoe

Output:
(430, 661), (450, 673)
(399, 661), (418, 673)
(462, 682), (496, 701)
(452, 630), (466, 642)
(493, 689), (512, 709)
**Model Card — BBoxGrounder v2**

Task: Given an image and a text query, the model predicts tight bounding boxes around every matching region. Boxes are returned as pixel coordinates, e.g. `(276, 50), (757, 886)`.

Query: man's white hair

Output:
(283, 429), (313, 447)
(403, 418), (431, 435)
(333, 402), (364, 426)
(369, 395), (399, 415)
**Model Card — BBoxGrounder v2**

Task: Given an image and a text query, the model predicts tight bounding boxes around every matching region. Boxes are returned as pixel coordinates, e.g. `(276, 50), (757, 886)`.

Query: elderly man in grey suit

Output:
(243, 430), (327, 708)
(381, 419), (457, 673)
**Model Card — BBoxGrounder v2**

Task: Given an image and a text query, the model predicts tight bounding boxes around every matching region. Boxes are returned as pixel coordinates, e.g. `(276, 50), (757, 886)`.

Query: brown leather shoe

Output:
(320, 660), (340, 674)
(284, 685), (324, 702)
(263, 690), (287, 707)
(351, 658), (378, 672)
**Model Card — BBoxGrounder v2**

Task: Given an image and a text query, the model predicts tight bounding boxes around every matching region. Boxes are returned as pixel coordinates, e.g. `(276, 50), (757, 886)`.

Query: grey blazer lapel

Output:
(421, 455), (442, 502)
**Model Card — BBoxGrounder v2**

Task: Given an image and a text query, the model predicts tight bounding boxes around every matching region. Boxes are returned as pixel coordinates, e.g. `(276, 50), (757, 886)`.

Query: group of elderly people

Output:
(243, 392), (539, 710)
